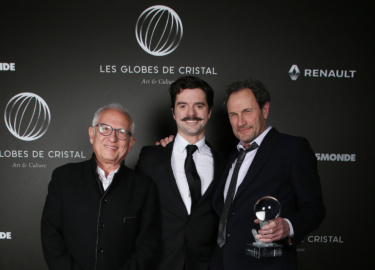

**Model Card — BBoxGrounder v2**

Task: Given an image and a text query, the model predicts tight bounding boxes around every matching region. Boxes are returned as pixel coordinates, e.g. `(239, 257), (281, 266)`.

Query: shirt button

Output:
(98, 249), (104, 253)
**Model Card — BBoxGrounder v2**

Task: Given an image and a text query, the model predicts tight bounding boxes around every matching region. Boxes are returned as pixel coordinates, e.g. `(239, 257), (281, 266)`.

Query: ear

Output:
(128, 136), (136, 152)
(89, 127), (94, 144)
(208, 108), (212, 119)
(171, 107), (176, 120)
(262, 102), (270, 119)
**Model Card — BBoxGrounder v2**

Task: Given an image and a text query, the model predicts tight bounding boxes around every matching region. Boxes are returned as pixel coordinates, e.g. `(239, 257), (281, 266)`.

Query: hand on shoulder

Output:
(155, 135), (174, 147)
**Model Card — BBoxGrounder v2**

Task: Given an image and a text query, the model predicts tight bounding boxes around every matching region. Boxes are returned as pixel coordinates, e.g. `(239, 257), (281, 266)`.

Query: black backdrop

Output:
(1, 1), (374, 269)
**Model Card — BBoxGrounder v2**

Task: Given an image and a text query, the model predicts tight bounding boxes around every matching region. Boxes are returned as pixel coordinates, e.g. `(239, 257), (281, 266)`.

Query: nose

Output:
(187, 106), (196, 116)
(109, 130), (118, 142)
(238, 115), (247, 127)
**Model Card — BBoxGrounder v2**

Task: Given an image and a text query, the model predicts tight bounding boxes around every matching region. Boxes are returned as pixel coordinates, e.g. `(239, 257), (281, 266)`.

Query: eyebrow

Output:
(176, 101), (206, 106)
(228, 107), (252, 115)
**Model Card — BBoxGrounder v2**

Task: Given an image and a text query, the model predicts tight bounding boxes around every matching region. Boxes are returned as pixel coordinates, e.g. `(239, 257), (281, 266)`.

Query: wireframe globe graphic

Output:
(135, 5), (183, 56)
(4, 92), (51, 141)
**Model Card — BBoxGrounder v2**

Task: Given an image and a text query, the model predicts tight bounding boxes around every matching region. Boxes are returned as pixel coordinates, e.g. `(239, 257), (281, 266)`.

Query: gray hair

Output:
(92, 103), (135, 135)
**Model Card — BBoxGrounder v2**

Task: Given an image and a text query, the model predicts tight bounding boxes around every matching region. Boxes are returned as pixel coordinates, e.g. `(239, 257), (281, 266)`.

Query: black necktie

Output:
(185, 145), (202, 210)
(217, 142), (259, 248)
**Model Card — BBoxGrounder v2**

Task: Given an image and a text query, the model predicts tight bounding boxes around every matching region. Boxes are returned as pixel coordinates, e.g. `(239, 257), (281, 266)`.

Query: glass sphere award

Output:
(245, 196), (283, 258)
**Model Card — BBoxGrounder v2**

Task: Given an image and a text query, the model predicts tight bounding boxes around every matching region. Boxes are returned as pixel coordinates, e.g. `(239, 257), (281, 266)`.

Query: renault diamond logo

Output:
(289, 65), (300, 81)
(4, 92), (51, 141)
(135, 5), (183, 56)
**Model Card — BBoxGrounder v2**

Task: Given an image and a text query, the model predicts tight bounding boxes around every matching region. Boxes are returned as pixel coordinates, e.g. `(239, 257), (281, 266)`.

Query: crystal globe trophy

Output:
(245, 196), (283, 258)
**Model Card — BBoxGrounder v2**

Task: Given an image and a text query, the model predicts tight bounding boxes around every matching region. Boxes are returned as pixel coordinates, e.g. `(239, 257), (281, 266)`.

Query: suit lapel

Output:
(234, 128), (279, 201)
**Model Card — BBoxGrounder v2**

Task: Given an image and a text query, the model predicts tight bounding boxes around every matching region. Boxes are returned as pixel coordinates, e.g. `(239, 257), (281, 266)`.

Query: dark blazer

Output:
(211, 128), (325, 270)
(41, 154), (160, 270)
(135, 141), (225, 270)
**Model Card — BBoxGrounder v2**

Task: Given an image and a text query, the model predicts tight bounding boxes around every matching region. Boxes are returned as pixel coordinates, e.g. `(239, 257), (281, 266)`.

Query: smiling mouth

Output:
(105, 145), (118, 150)
(238, 126), (252, 133)
(182, 117), (202, 124)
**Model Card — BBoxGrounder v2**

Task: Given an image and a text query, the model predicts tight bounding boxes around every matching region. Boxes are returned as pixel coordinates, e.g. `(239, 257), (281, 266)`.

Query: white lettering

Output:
(32, 150), (44, 158)
(48, 151), (86, 158)
(0, 232), (12, 239)
(315, 153), (356, 162)
(29, 162), (46, 168)
(99, 65), (116, 73)
(308, 235), (344, 243)
(120, 65), (158, 74)
(158, 78), (174, 85)
(162, 66), (175, 74)
(304, 69), (356, 78)
(0, 150), (28, 158)
(178, 66), (217, 75)
(0, 63), (16, 71)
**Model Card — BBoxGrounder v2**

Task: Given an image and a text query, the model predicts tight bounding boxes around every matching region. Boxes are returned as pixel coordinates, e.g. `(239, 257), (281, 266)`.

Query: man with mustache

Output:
(136, 76), (225, 270)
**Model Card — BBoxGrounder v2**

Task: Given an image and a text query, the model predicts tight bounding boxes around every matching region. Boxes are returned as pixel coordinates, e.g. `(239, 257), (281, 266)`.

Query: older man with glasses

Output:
(41, 103), (160, 270)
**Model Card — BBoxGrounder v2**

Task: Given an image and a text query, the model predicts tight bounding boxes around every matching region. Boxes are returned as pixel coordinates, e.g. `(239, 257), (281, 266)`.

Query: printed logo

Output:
(0, 232), (12, 239)
(289, 65), (300, 81)
(307, 235), (344, 243)
(0, 62), (15, 71)
(4, 93), (51, 141)
(289, 64), (356, 80)
(135, 5), (183, 56)
(315, 153), (356, 162)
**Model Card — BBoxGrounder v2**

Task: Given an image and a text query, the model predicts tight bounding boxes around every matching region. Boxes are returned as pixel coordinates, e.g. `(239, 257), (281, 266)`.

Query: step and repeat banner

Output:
(1, 1), (373, 269)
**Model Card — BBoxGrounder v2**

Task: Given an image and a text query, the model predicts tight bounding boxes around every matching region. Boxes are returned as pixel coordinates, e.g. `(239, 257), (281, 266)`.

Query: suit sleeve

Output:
(135, 147), (149, 175)
(122, 178), (160, 270)
(41, 169), (82, 270)
(287, 138), (326, 244)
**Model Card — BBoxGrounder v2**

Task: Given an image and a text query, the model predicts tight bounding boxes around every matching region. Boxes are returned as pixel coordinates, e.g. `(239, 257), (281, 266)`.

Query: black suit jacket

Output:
(136, 141), (225, 270)
(41, 154), (160, 270)
(211, 128), (325, 270)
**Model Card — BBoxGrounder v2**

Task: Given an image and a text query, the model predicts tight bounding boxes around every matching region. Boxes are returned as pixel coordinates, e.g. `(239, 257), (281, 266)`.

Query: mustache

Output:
(181, 117), (203, 121)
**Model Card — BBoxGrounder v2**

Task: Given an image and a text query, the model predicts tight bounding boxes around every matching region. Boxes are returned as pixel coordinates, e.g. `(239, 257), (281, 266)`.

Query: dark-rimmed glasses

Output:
(95, 123), (132, 140)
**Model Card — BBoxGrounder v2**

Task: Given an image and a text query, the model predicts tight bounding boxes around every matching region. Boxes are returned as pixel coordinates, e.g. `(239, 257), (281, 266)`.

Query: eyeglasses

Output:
(95, 123), (132, 140)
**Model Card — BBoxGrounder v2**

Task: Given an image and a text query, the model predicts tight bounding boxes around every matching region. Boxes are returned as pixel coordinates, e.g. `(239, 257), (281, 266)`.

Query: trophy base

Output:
(245, 243), (283, 259)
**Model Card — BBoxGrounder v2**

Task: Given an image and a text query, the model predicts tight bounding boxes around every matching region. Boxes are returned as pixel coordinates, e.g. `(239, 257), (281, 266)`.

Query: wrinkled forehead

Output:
(227, 89), (259, 112)
(97, 109), (132, 129)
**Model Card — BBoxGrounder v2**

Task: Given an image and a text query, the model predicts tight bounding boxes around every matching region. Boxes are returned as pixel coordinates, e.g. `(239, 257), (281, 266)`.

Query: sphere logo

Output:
(4, 93), (51, 141)
(135, 5), (183, 56)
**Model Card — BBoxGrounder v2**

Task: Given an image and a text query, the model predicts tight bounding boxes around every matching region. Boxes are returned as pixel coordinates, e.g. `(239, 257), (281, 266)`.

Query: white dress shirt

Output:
(97, 166), (119, 191)
(171, 133), (214, 214)
(223, 126), (272, 201)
